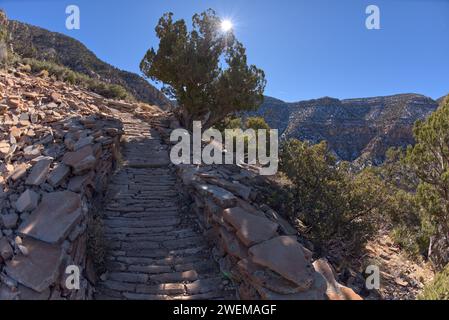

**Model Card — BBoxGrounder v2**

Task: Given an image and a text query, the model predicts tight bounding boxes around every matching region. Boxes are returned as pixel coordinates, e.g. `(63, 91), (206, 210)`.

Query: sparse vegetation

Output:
(419, 265), (449, 300)
(376, 98), (449, 270)
(19, 57), (132, 100)
(278, 139), (388, 253)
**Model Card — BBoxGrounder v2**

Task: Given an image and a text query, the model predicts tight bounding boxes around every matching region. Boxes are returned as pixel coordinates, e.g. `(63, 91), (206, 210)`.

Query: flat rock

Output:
(16, 189), (39, 212)
(249, 236), (315, 290)
(237, 258), (307, 294)
(47, 163), (70, 187)
(5, 237), (63, 293)
(18, 191), (82, 244)
(223, 207), (279, 246)
(74, 136), (94, 151)
(207, 178), (252, 200)
(255, 272), (327, 300)
(63, 145), (96, 175)
(194, 183), (237, 208)
(25, 158), (52, 186)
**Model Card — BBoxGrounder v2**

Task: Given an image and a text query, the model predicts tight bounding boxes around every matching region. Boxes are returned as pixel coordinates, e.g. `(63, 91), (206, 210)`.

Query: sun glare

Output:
(221, 19), (233, 32)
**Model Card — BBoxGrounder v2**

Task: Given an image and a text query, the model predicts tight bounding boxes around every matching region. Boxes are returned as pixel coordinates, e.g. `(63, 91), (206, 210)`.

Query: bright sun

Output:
(221, 19), (233, 32)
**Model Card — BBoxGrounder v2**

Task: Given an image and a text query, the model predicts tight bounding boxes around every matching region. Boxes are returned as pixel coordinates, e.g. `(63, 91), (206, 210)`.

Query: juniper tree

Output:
(140, 9), (266, 129)
(406, 97), (449, 268)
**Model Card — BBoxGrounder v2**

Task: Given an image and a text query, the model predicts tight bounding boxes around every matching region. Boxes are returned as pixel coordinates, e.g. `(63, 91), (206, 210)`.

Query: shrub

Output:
(20, 58), (133, 101)
(418, 265), (449, 300)
(279, 139), (387, 252)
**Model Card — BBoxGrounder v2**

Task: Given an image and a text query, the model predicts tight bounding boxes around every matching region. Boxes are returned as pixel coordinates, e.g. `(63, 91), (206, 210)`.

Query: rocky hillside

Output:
(1, 67), (367, 300)
(252, 94), (439, 164)
(5, 17), (172, 109)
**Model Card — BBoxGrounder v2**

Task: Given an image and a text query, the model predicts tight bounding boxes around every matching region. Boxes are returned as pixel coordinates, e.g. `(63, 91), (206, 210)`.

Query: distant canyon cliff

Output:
(251, 94), (441, 164)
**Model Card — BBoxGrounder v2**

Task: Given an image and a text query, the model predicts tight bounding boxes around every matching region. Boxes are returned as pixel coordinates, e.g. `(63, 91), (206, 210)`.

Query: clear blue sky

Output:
(1, 0), (448, 102)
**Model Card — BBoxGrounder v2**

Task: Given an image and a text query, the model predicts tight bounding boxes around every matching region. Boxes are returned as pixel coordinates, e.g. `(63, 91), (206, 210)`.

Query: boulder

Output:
(18, 191), (83, 244)
(223, 207), (279, 246)
(249, 236), (315, 290)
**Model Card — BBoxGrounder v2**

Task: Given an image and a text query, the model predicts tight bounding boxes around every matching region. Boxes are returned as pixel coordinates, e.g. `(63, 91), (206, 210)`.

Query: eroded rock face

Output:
(251, 94), (438, 164)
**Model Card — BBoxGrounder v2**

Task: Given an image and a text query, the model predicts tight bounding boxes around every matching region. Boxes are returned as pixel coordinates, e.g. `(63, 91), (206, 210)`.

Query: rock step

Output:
(95, 112), (234, 300)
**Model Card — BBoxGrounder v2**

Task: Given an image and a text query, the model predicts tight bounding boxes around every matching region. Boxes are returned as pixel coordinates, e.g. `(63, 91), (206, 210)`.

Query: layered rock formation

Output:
(251, 94), (439, 164)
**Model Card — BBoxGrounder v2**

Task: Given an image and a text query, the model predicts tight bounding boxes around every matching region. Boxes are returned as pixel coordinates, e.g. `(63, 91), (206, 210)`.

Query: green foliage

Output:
(418, 264), (449, 300)
(379, 100), (449, 265)
(214, 116), (272, 161)
(245, 116), (270, 131)
(21, 58), (131, 100)
(406, 100), (449, 235)
(279, 139), (387, 251)
(140, 9), (266, 129)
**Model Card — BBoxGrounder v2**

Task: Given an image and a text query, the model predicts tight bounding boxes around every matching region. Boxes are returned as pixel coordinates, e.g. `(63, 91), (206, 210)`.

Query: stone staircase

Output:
(94, 112), (235, 300)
